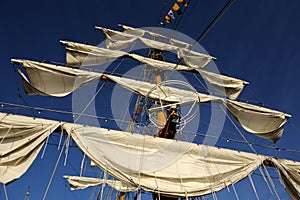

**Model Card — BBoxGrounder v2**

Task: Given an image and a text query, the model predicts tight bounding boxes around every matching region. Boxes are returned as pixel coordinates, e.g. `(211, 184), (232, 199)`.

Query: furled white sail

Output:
(61, 41), (187, 70)
(224, 99), (290, 142)
(11, 59), (101, 97)
(177, 48), (215, 69)
(138, 37), (179, 51)
(197, 69), (248, 100)
(60, 40), (127, 66)
(0, 112), (61, 184)
(64, 176), (137, 192)
(62, 122), (300, 198)
(118, 24), (146, 37)
(96, 26), (215, 69)
(94, 26), (251, 99)
(0, 112), (299, 199)
(102, 74), (289, 141)
(96, 27), (139, 50)
(119, 24), (192, 49)
(270, 158), (300, 199)
(128, 53), (190, 71)
(61, 41), (246, 99)
(11, 58), (289, 141)
(62, 122), (265, 197)
(102, 74), (216, 103)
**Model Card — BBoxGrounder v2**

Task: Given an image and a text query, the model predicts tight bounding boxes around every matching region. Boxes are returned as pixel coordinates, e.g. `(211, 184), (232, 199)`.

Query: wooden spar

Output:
(155, 71), (167, 126)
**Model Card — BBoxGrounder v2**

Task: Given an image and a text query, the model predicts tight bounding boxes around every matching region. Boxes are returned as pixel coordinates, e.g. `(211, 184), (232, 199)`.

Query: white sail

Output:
(96, 27), (139, 50)
(138, 37), (179, 51)
(224, 99), (290, 142)
(177, 48), (215, 69)
(102, 74), (216, 103)
(197, 69), (248, 100)
(11, 59), (101, 97)
(118, 24), (146, 37)
(119, 24), (192, 49)
(61, 41), (247, 99)
(103, 74), (289, 141)
(11, 59), (290, 141)
(96, 26), (215, 69)
(109, 26), (246, 99)
(0, 112), (298, 198)
(271, 158), (300, 199)
(0, 112), (61, 184)
(64, 176), (138, 192)
(62, 122), (265, 197)
(61, 40), (187, 70)
(61, 40), (128, 66)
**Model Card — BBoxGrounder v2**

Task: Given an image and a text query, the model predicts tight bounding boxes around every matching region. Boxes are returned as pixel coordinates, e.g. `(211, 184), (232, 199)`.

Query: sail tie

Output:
(41, 125), (52, 159)
(99, 168), (108, 200)
(41, 135), (49, 159)
(80, 154), (86, 176)
(178, 170), (189, 199)
(153, 172), (160, 200)
(64, 132), (71, 166)
(184, 191), (188, 200)
(225, 181), (230, 192)
(57, 127), (64, 150)
(211, 190), (218, 200)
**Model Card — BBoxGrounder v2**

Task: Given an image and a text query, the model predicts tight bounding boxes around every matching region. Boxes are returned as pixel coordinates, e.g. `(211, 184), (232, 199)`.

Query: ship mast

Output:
(151, 49), (178, 200)
(152, 49), (167, 128)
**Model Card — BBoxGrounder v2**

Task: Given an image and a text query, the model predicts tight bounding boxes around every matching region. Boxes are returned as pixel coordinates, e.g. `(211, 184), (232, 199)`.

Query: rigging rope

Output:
(3, 184), (8, 200)
(248, 174), (260, 200)
(196, 0), (235, 43)
(42, 139), (66, 200)
(231, 183), (239, 200)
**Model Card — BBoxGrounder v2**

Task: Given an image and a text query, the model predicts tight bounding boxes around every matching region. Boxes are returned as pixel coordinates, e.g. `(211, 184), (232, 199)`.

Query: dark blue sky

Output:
(0, 0), (300, 199)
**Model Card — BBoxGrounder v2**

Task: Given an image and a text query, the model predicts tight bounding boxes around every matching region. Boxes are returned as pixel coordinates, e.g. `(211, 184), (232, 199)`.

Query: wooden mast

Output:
(154, 62), (167, 126)
(151, 50), (178, 200)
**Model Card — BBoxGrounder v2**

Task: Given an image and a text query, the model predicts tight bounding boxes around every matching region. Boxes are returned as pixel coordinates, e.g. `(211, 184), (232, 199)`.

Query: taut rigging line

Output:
(196, 0), (235, 43)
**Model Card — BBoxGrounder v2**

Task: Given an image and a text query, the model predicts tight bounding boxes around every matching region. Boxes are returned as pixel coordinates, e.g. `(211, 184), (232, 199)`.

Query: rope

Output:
(3, 184), (8, 200)
(41, 135), (50, 159)
(217, 104), (258, 154)
(262, 166), (280, 200)
(248, 174), (260, 200)
(1, 101), (300, 156)
(73, 82), (105, 124)
(42, 140), (66, 200)
(196, 0), (235, 43)
(80, 154), (86, 176)
(98, 171), (108, 200)
(258, 166), (274, 196)
(0, 101), (142, 126)
(232, 183), (239, 200)
(64, 133), (71, 166)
